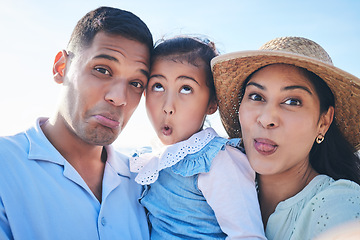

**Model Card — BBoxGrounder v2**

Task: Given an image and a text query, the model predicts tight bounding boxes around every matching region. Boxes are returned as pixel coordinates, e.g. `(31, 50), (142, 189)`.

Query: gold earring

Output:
(316, 134), (324, 144)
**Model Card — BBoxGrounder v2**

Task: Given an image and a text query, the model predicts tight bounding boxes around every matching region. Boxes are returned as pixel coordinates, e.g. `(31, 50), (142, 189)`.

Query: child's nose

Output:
(164, 109), (174, 115)
(163, 95), (175, 115)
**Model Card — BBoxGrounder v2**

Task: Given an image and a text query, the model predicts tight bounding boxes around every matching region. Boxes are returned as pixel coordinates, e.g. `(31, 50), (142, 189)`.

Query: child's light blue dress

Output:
(130, 128), (266, 240)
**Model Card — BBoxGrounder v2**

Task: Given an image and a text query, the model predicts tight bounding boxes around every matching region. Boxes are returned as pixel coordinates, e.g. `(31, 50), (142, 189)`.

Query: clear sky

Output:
(1, 0), (359, 150)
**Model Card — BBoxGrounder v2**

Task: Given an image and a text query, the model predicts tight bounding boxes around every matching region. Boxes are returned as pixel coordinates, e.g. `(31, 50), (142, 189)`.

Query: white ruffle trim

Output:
(130, 128), (218, 185)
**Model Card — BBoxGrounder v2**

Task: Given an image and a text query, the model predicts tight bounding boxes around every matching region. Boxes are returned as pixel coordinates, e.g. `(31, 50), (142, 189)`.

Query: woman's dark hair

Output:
(151, 36), (219, 102)
(304, 70), (360, 184)
(240, 64), (360, 184)
(67, 6), (153, 54)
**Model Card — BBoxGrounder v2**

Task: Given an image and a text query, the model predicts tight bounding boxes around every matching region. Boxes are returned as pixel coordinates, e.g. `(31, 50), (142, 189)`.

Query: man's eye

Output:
(180, 86), (192, 94)
(284, 98), (301, 106)
(249, 93), (263, 101)
(152, 83), (164, 92)
(95, 67), (111, 75)
(131, 82), (144, 89)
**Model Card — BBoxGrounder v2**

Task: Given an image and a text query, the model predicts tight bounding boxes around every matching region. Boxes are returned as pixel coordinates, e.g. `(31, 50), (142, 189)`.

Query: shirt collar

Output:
(26, 118), (131, 178)
(104, 144), (131, 178)
(26, 117), (65, 165)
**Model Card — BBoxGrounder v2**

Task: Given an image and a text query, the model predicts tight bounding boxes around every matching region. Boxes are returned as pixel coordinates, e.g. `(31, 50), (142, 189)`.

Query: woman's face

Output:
(239, 64), (331, 176)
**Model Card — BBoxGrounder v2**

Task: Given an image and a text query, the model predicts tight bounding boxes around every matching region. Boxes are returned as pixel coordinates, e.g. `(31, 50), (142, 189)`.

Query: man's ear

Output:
(207, 99), (218, 115)
(53, 50), (68, 84)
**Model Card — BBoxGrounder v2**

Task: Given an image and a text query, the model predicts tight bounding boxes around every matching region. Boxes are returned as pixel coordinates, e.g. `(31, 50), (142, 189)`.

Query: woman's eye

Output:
(284, 98), (302, 106)
(249, 93), (263, 101)
(180, 85), (192, 94)
(152, 83), (164, 92)
(95, 67), (111, 76)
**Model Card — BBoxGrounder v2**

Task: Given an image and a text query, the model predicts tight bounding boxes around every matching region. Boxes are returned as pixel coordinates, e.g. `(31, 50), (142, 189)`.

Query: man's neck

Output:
(41, 118), (106, 202)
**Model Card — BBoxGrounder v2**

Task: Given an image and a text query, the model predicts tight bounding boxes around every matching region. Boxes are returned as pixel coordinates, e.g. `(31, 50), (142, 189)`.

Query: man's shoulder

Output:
(0, 131), (29, 155)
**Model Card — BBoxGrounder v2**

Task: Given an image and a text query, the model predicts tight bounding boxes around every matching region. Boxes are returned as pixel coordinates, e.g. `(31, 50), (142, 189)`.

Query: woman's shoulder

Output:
(310, 176), (360, 206)
(291, 176), (360, 239)
(309, 177), (360, 217)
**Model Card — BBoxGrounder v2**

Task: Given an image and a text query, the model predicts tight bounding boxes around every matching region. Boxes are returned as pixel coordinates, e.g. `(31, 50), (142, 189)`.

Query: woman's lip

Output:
(94, 115), (120, 129)
(254, 138), (278, 155)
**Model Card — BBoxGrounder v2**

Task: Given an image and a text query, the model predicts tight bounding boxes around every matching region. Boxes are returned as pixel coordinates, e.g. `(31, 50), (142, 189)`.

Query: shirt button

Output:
(101, 217), (106, 226)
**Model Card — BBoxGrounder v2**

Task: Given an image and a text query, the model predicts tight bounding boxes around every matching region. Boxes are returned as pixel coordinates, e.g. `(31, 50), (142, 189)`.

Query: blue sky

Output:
(0, 0), (359, 149)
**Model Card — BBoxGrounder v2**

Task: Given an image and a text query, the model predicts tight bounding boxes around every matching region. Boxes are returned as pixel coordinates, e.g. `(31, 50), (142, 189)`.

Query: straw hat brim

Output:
(211, 50), (360, 150)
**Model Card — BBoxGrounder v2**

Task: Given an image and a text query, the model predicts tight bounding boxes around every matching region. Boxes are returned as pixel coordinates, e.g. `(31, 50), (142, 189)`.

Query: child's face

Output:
(146, 59), (216, 145)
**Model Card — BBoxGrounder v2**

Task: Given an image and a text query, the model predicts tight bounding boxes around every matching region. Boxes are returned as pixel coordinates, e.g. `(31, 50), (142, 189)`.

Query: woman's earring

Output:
(316, 134), (324, 144)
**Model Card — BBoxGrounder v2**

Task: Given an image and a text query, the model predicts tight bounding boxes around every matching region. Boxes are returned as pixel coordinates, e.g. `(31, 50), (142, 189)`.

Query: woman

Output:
(211, 36), (360, 240)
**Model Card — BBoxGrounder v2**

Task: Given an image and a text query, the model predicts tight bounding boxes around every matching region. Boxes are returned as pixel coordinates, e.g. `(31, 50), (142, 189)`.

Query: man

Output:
(0, 6), (152, 239)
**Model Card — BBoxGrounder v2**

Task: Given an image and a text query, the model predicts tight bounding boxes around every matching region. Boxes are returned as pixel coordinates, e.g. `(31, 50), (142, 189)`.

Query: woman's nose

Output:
(257, 104), (279, 129)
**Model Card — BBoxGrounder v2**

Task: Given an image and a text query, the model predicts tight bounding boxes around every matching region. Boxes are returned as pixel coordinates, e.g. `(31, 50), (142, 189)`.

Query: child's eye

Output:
(180, 85), (192, 94)
(249, 93), (263, 102)
(283, 98), (302, 106)
(95, 67), (111, 76)
(152, 83), (164, 92)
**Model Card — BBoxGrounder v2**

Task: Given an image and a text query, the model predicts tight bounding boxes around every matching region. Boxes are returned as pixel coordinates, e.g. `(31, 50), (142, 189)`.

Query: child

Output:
(130, 36), (266, 239)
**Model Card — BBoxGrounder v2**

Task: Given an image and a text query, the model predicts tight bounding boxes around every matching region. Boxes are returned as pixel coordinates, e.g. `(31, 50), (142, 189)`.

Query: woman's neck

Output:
(257, 163), (318, 227)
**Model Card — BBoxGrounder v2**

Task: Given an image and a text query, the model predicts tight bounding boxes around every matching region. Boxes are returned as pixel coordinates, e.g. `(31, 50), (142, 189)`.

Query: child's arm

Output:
(198, 145), (266, 239)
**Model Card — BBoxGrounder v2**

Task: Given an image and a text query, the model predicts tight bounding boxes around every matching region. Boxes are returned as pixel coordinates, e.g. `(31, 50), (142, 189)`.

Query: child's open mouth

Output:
(162, 125), (172, 136)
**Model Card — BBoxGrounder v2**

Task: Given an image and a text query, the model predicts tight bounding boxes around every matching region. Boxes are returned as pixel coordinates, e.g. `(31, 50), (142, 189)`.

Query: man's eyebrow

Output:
(93, 54), (118, 62)
(93, 54), (149, 78)
(283, 85), (313, 95)
(141, 69), (150, 79)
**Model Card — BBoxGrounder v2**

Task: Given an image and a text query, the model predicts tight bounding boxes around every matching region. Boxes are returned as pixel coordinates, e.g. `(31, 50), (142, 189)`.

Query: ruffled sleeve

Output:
(129, 128), (241, 185)
(171, 137), (241, 176)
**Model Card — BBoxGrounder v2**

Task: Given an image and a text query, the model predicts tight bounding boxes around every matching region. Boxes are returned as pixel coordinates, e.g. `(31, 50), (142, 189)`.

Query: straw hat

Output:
(211, 36), (360, 150)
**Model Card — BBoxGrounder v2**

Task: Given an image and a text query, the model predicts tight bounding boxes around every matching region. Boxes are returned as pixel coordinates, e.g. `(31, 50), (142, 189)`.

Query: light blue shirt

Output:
(0, 118), (149, 240)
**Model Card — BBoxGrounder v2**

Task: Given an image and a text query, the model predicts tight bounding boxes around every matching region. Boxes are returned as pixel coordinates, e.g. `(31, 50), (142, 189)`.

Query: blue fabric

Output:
(171, 137), (241, 176)
(140, 135), (241, 240)
(0, 118), (149, 240)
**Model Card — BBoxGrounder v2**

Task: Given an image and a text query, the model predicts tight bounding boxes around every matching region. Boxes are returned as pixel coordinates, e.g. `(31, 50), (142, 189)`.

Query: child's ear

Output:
(53, 50), (68, 84)
(207, 99), (218, 115)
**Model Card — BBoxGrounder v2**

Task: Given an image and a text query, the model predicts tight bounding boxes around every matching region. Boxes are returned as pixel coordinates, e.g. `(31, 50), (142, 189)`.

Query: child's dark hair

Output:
(151, 36), (219, 102)
(240, 64), (360, 184)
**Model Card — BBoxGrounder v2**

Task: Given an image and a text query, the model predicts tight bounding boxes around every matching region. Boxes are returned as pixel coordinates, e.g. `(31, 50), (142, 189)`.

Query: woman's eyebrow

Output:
(282, 85), (313, 95)
(247, 82), (312, 95)
(246, 82), (265, 90)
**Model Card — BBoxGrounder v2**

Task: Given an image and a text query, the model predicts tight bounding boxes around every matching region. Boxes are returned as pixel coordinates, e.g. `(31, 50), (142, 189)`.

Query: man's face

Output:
(59, 32), (150, 145)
